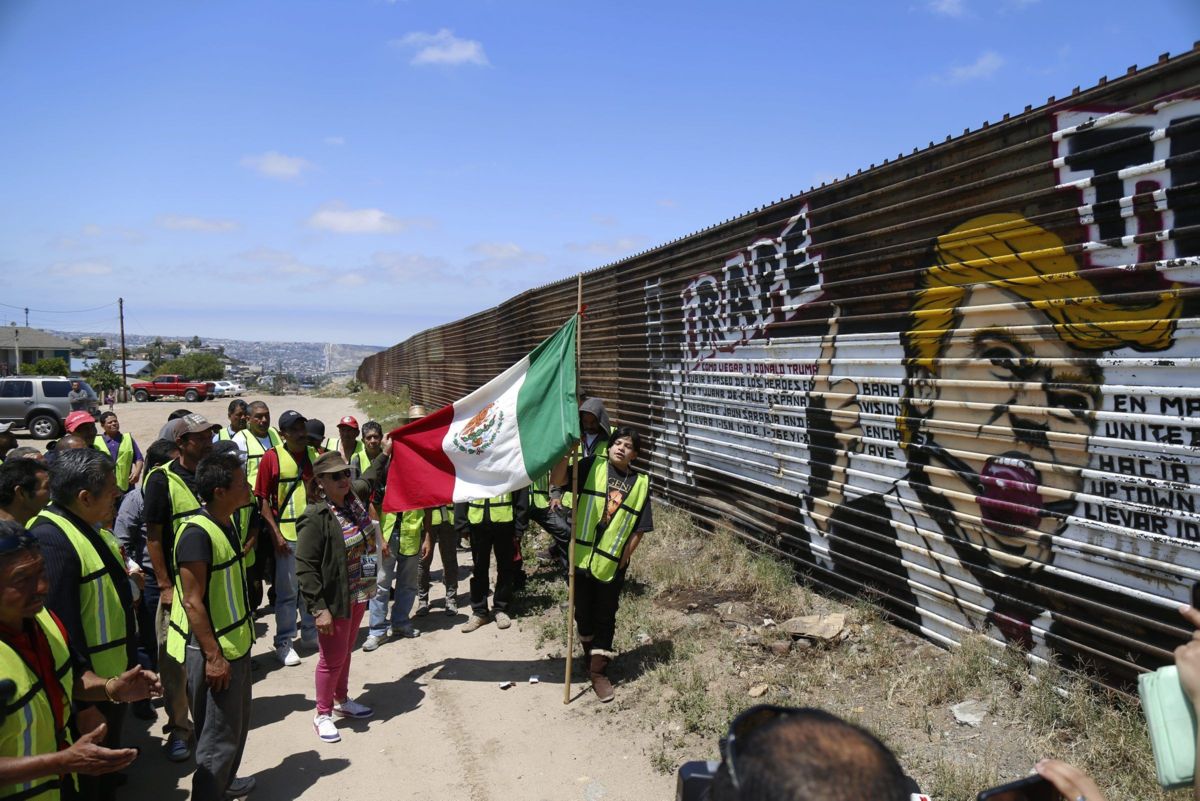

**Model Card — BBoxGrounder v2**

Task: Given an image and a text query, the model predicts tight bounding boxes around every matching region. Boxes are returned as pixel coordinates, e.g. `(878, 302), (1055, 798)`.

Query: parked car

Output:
(130, 374), (216, 403)
(0, 376), (100, 439)
(211, 380), (243, 397)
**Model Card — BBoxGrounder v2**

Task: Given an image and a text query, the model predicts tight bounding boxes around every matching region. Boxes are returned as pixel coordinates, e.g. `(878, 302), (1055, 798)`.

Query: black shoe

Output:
(226, 776), (256, 798)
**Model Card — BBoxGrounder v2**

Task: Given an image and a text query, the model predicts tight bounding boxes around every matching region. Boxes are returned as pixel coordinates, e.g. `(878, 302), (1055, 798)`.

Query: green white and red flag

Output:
(382, 315), (579, 513)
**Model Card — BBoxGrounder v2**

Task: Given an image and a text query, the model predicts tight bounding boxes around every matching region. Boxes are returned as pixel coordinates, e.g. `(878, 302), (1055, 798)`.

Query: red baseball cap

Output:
(337, 415), (359, 430)
(65, 411), (97, 432)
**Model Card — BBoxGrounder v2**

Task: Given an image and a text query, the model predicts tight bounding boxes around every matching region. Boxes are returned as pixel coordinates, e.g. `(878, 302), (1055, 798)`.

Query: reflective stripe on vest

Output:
(93, 434), (135, 492)
(151, 464), (202, 538)
(166, 514), (254, 662)
(466, 494), (514, 525)
(380, 509), (423, 556)
(530, 475), (550, 510)
(216, 427), (231, 442)
(275, 446), (319, 542)
(233, 504), (256, 570)
(0, 609), (75, 801)
(35, 510), (129, 677)
(572, 461), (649, 583)
(234, 428), (281, 488)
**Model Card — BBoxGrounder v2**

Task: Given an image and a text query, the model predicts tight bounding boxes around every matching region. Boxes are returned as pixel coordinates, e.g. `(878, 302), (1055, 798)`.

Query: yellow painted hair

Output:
(906, 213), (1181, 369)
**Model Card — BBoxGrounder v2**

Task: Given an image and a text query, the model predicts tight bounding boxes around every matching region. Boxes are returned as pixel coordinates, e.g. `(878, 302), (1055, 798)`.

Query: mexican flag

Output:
(382, 315), (580, 512)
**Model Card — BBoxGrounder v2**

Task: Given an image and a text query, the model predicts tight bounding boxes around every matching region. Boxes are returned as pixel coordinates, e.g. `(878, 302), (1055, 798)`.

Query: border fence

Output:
(360, 46), (1200, 686)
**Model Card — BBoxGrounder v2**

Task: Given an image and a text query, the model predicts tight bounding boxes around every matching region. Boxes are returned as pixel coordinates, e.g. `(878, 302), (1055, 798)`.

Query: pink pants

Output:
(314, 601), (367, 715)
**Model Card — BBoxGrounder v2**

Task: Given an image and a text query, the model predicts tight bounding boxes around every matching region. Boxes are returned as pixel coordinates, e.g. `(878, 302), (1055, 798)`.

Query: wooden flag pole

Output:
(564, 275), (583, 704)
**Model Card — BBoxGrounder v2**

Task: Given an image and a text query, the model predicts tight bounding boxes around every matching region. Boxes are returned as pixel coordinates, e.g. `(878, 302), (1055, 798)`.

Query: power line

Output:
(0, 301), (119, 315)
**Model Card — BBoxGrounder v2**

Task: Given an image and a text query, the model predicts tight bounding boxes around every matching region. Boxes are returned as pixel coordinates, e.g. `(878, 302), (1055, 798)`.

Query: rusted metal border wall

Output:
(362, 48), (1200, 685)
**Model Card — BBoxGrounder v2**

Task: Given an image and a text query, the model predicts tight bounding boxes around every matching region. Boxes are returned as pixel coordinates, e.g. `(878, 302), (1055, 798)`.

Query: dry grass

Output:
(520, 503), (1173, 801)
(353, 387), (412, 429)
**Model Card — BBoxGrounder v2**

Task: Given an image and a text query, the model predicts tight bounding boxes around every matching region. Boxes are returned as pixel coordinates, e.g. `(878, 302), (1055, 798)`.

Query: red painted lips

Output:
(978, 455), (1043, 540)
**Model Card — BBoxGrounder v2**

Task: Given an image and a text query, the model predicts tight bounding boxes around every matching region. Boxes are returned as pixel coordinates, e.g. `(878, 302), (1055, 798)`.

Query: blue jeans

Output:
(369, 536), (418, 636)
(274, 545), (316, 648)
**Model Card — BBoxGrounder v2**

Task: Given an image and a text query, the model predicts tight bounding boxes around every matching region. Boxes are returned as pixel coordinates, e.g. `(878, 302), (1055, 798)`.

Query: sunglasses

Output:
(322, 470), (352, 481)
(0, 530), (38, 556)
(720, 705), (798, 791)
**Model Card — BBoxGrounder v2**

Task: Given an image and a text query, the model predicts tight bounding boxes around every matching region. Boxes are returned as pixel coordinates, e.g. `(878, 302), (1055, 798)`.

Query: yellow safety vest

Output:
(233, 503), (256, 570)
(150, 463), (202, 540)
(352, 445), (372, 476)
(274, 445), (319, 542)
(564, 433), (611, 508)
(234, 428), (282, 488)
(530, 475), (551, 510)
(380, 509), (424, 557)
(466, 494), (514, 525)
(93, 434), (135, 492)
(216, 427), (231, 442)
(572, 461), (649, 583)
(166, 514), (254, 662)
(34, 509), (129, 677)
(0, 609), (76, 801)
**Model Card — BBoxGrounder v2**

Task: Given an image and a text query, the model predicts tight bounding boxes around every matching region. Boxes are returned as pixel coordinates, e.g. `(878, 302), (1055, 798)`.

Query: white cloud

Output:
(938, 50), (1004, 83)
(392, 29), (490, 67)
(50, 260), (112, 277)
(239, 151), (312, 180)
(469, 241), (526, 260)
(336, 272), (368, 287)
(158, 215), (239, 232)
(928, 0), (965, 16)
(324, 136), (345, 146)
(590, 214), (618, 227)
(371, 251), (452, 281)
(656, 199), (678, 208)
(307, 202), (430, 234)
(565, 237), (646, 256)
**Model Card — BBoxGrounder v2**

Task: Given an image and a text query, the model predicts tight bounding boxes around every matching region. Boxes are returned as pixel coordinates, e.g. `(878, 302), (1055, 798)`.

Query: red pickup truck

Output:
(131, 375), (216, 403)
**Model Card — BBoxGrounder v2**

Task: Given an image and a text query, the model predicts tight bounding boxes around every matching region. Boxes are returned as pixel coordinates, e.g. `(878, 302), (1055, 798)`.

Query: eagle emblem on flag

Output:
(451, 402), (505, 455)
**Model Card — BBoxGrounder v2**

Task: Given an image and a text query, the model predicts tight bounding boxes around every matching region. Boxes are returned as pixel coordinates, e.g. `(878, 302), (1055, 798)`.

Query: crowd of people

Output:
(0, 395), (654, 800)
(4, 394), (1194, 801)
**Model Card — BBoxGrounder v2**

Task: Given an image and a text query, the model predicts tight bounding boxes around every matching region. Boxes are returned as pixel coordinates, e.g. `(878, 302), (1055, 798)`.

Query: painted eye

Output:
(1049, 389), (1092, 412)
(981, 345), (1017, 362)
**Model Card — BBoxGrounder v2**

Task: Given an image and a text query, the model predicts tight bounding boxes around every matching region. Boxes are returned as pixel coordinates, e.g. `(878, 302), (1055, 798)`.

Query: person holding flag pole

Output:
(379, 306), (583, 682)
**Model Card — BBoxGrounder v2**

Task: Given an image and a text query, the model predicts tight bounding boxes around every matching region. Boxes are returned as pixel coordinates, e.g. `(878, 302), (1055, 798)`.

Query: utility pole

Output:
(23, 308), (28, 327)
(118, 297), (128, 403)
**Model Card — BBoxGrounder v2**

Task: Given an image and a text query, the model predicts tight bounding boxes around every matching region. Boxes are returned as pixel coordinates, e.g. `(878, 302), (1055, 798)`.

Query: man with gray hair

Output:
(28, 448), (136, 801)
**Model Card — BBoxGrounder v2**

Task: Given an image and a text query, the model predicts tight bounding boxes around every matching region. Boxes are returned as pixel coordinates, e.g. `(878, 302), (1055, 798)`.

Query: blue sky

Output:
(1, 0), (1197, 346)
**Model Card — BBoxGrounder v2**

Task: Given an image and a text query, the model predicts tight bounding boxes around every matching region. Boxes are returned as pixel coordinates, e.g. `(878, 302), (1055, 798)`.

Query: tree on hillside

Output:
(157, 352), (225, 381)
(189, 335), (202, 349)
(164, 341), (183, 357)
(19, 357), (70, 377)
(84, 358), (123, 395)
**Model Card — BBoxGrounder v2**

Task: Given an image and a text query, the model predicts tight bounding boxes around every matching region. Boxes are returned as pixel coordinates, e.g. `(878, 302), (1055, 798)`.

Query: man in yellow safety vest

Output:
(28, 448), (142, 797)
(256, 410), (319, 667)
(551, 426), (653, 703)
(0, 519), (161, 801)
(93, 412), (143, 494)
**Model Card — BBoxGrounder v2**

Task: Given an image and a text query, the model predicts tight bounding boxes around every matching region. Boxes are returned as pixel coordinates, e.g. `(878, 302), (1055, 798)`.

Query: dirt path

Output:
(72, 395), (672, 801)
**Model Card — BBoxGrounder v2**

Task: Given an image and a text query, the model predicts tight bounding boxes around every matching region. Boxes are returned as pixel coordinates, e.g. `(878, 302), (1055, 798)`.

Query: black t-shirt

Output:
(577, 456), (653, 533)
(142, 461), (200, 572)
(175, 521), (217, 566)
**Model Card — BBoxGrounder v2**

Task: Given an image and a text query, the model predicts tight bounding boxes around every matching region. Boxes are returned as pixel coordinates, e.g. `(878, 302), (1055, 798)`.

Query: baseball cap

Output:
(174, 413), (220, 439)
(305, 419), (326, 441)
(337, 415), (359, 430)
(312, 451), (352, 476)
(210, 439), (247, 465)
(278, 410), (307, 431)
(64, 411), (96, 433)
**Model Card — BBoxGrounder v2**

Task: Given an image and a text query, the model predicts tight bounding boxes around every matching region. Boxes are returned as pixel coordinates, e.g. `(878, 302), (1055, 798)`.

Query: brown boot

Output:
(589, 654), (614, 703)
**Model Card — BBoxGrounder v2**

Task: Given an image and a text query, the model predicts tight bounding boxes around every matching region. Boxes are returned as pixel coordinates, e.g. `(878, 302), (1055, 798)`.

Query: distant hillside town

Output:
(0, 324), (382, 390)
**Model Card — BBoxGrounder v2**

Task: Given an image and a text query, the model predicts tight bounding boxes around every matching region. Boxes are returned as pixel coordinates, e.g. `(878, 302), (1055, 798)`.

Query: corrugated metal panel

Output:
(360, 48), (1200, 686)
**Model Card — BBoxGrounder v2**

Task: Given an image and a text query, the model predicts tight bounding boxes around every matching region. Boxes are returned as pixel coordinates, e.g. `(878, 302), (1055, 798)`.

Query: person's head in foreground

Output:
(706, 706), (909, 801)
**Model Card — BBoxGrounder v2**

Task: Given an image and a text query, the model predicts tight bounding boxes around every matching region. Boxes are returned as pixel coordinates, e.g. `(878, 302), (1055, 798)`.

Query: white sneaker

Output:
(494, 611), (512, 629)
(333, 697), (373, 719)
(362, 634), (383, 652)
(385, 626), (393, 638)
(313, 713), (340, 743)
(445, 595), (458, 616)
(276, 645), (301, 667)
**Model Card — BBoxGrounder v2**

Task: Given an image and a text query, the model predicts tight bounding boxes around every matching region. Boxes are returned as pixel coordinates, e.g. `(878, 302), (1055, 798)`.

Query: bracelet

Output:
(104, 677), (119, 703)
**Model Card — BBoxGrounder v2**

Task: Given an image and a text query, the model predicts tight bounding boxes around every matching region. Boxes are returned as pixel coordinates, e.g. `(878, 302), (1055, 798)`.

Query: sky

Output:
(1, 0), (1197, 347)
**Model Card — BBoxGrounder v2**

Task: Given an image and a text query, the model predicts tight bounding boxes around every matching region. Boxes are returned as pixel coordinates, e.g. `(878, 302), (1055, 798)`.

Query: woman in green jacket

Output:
(296, 444), (387, 744)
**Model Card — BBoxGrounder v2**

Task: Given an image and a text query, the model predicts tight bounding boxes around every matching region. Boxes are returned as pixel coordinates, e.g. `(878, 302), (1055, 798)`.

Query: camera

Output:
(675, 760), (719, 801)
